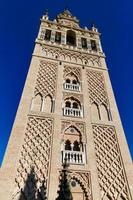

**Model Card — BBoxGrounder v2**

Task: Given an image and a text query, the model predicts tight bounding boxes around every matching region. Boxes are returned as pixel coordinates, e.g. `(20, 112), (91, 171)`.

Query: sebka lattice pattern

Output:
(86, 70), (108, 106)
(92, 125), (131, 200)
(12, 116), (53, 199)
(35, 60), (58, 98)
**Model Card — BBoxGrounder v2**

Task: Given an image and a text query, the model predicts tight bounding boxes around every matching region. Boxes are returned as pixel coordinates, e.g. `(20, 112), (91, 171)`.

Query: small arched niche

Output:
(91, 102), (100, 121)
(43, 95), (52, 113)
(31, 93), (42, 112)
(66, 30), (76, 46)
(100, 104), (109, 121)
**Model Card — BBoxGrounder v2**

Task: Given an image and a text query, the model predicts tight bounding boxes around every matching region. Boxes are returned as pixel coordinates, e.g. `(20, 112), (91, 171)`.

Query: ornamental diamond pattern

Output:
(35, 60), (58, 98)
(86, 70), (108, 106)
(12, 116), (53, 200)
(92, 125), (131, 200)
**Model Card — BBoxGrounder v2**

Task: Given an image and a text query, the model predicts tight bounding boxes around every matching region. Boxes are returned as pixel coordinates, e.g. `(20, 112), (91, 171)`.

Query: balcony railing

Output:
(63, 107), (82, 117)
(64, 83), (80, 92)
(62, 150), (85, 165)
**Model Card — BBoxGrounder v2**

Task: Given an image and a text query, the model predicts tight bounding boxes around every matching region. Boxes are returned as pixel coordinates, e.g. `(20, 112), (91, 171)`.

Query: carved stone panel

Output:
(34, 60), (58, 98)
(12, 116), (54, 200)
(63, 92), (83, 103)
(61, 120), (85, 140)
(64, 65), (82, 81)
(86, 69), (109, 106)
(92, 124), (131, 200)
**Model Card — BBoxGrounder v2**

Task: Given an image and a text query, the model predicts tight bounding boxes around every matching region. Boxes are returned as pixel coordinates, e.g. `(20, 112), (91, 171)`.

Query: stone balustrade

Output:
(62, 150), (85, 165)
(64, 83), (80, 92)
(63, 107), (82, 117)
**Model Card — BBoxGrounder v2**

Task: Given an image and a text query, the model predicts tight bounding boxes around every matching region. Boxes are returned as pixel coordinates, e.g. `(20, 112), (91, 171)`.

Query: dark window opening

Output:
(72, 80), (77, 85)
(81, 38), (87, 49)
(91, 40), (97, 51)
(73, 141), (80, 151)
(73, 102), (78, 109)
(45, 29), (51, 41)
(55, 32), (61, 43)
(65, 101), (71, 108)
(65, 140), (71, 150)
(66, 79), (71, 84)
(67, 30), (76, 46)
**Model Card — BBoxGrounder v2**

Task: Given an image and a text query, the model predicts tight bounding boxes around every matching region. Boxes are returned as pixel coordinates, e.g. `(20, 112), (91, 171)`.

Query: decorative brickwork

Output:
(35, 60), (58, 98)
(86, 70), (109, 106)
(61, 120), (85, 135)
(59, 170), (92, 200)
(63, 92), (83, 103)
(12, 116), (53, 199)
(42, 45), (101, 67)
(64, 65), (82, 81)
(92, 124), (131, 200)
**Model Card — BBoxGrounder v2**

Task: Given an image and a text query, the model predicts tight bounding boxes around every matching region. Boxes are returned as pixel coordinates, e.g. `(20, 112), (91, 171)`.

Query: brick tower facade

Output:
(0, 10), (133, 200)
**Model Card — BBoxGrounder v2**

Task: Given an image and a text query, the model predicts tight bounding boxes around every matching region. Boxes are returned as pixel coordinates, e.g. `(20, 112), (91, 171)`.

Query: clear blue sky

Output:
(0, 0), (133, 166)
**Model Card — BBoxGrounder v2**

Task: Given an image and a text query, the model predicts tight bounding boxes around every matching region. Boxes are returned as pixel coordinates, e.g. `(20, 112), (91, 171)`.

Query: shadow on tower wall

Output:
(56, 161), (73, 200)
(18, 167), (47, 200)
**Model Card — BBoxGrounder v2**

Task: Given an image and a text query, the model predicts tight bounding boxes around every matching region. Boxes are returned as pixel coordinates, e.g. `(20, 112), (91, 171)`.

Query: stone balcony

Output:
(64, 83), (80, 92)
(62, 150), (85, 165)
(63, 107), (82, 118)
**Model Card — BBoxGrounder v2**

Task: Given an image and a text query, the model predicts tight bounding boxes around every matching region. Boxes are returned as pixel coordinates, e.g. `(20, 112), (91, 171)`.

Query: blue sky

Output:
(0, 0), (133, 165)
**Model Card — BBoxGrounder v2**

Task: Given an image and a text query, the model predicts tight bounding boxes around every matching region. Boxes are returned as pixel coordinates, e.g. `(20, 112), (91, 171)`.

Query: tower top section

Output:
(41, 9), (99, 34)
(56, 9), (80, 28)
(38, 9), (104, 58)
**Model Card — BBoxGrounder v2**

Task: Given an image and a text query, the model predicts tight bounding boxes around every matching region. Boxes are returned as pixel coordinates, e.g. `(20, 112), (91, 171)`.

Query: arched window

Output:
(67, 30), (76, 46)
(64, 97), (82, 117)
(66, 79), (71, 83)
(72, 79), (78, 85)
(43, 95), (52, 113)
(72, 102), (79, 109)
(65, 101), (71, 108)
(73, 141), (80, 151)
(100, 104), (109, 121)
(64, 73), (80, 91)
(65, 140), (71, 150)
(31, 93), (42, 112)
(91, 102), (100, 121)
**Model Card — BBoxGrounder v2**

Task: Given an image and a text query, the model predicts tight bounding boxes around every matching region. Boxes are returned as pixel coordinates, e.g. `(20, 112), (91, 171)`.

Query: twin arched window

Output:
(66, 78), (78, 85)
(63, 97), (82, 117)
(65, 140), (81, 152)
(64, 73), (80, 92)
(65, 98), (80, 110)
(91, 102), (111, 121)
(31, 94), (53, 113)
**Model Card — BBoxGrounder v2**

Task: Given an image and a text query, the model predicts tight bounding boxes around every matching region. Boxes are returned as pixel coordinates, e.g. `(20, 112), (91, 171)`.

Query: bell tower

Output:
(0, 9), (133, 200)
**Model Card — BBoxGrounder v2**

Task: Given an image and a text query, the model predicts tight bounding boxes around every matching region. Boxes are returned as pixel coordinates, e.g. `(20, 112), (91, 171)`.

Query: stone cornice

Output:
(36, 39), (105, 59)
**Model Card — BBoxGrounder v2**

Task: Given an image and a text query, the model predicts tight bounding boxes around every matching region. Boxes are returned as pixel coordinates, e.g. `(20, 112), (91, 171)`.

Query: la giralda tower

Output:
(0, 9), (133, 200)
